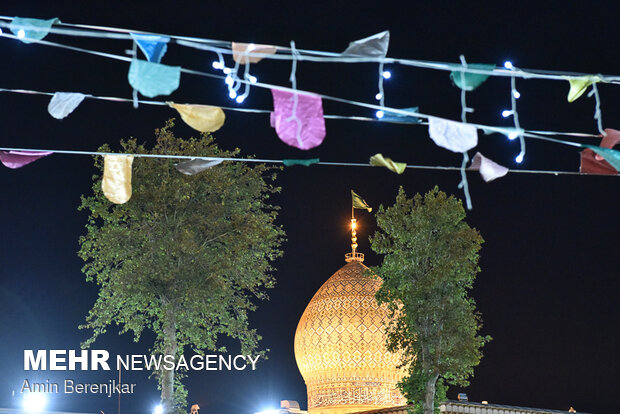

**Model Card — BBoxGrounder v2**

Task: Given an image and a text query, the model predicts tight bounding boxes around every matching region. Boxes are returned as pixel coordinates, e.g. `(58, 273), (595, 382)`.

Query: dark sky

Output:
(0, 1), (618, 414)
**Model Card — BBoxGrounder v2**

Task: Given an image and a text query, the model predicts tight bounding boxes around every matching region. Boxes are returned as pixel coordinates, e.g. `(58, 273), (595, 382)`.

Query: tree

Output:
(369, 187), (489, 414)
(78, 120), (285, 413)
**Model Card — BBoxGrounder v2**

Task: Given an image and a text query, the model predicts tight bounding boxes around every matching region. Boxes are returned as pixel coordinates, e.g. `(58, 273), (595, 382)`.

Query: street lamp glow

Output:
(22, 392), (47, 413)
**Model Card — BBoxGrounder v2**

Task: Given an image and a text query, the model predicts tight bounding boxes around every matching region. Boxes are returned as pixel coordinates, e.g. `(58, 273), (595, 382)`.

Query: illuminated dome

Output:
(294, 253), (406, 414)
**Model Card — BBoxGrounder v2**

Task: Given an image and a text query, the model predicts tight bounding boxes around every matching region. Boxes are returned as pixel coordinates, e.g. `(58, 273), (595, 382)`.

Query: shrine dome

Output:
(294, 252), (406, 414)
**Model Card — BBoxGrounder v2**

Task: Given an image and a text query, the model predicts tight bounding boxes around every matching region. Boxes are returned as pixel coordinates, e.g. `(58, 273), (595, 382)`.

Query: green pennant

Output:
(586, 146), (620, 172)
(450, 63), (496, 91)
(9, 17), (60, 44)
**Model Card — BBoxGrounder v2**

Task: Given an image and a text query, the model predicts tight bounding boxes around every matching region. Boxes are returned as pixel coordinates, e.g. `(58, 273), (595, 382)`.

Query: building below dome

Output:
(294, 253), (406, 414)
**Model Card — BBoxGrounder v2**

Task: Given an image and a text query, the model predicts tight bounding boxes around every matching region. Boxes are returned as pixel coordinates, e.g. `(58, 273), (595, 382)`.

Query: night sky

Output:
(0, 1), (618, 414)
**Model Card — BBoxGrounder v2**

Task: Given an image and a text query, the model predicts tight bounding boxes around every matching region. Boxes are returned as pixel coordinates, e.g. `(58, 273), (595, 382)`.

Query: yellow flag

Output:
(102, 155), (134, 204)
(567, 76), (600, 103)
(169, 103), (225, 133)
(351, 190), (372, 212)
(369, 153), (407, 174)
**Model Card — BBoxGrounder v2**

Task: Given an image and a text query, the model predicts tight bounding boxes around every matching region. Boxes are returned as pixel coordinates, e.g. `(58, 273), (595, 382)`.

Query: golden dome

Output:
(294, 259), (406, 414)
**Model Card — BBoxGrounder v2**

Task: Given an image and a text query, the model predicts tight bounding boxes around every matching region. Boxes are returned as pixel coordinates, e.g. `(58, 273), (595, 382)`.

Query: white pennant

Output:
(470, 152), (509, 182)
(48, 92), (87, 119)
(428, 116), (478, 153)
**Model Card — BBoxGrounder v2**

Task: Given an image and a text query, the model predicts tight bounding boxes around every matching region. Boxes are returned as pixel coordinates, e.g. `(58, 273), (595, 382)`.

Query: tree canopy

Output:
(78, 120), (285, 413)
(370, 187), (489, 414)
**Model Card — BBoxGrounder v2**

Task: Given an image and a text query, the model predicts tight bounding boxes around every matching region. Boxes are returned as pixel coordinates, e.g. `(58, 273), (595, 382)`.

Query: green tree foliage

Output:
(78, 120), (285, 413)
(370, 187), (489, 414)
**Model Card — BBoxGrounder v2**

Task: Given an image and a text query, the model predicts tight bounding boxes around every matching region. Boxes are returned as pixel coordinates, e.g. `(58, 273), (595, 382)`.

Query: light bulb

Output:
(382, 71), (391, 79)
(248, 75), (258, 84)
(17, 29), (26, 39)
(235, 95), (245, 103)
(247, 43), (256, 51)
(515, 154), (524, 163)
(501, 110), (512, 118)
(225, 76), (234, 85)
(513, 90), (521, 99)
(375, 93), (382, 100)
(507, 131), (519, 140)
(223, 67), (231, 74)
(229, 90), (237, 99)
(504, 61), (513, 69)
(376, 110), (384, 119)
(212, 61), (223, 69)
(154, 405), (164, 414)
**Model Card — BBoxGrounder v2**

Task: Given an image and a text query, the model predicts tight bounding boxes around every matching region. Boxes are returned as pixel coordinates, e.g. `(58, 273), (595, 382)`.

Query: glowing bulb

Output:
(504, 61), (513, 69)
(248, 75), (258, 84)
(225, 75), (234, 85)
(507, 131), (519, 140)
(513, 90), (521, 99)
(375, 93), (382, 100)
(382, 71), (391, 79)
(17, 29), (26, 39)
(229, 90), (237, 99)
(22, 392), (46, 413)
(376, 110), (384, 119)
(235, 95), (245, 103)
(212, 61), (223, 69)
(515, 154), (524, 163)
(247, 43), (256, 51)
(223, 67), (231, 74)
(153, 405), (164, 414)
(501, 109), (512, 118)
(351, 221), (357, 230)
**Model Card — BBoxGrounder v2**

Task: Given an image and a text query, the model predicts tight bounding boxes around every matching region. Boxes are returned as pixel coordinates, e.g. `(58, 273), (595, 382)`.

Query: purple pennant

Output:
(270, 89), (326, 150)
(0, 151), (53, 169)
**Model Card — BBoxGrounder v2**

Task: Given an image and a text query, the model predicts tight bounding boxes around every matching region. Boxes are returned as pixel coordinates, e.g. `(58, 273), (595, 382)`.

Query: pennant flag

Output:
(428, 117), (478, 153)
(369, 153), (406, 174)
(0, 150), (52, 169)
(567, 76), (601, 102)
(450, 63), (495, 91)
(270, 89), (326, 150)
(175, 159), (223, 175)
(130, 33), (170, 63)
(342, 31), (390, 58)
(168, 103), (225, 133)
(128, 59), (180, 98)
(580, 128), (620, 174)
(9, 17), (59, 44)
(351, 190), (372, 212)
(102, 155), (134, 204)
(232, 42), (277, 64)
(586, 146), (620, 172)
(470, 152), (509, 182)
(282, 158), (320, 167)
(380, 107), (422, 124)
(47, 92), (87, 119)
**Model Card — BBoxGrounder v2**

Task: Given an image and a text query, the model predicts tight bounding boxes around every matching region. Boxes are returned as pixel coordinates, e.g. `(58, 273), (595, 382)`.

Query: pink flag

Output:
(470, 152), (509, 182)
(270, 89), (326, 150)
(0, 150), (53, 169)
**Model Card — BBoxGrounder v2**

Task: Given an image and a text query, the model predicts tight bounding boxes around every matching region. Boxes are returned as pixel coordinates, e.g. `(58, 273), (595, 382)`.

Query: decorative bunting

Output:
(175, 159), (223, 175)
(102, 155), (134, 204)
(0, 150), (53, 169)
(369, 153), (406, 174)
(270, 89), (326, 150)
(9, 17), (59, 44)
(232, 42), (277, 64)
(282, 158), (320, 167)
(428, 117), (478, 153)
(351, 190), (372, 212)
(47, 92), (87, 119)
(380, 107), (422, 123)
(586, 146), (620, 172)
(470, 152), (509, 182)
(342, 31), (390, 58)
(168, 103), (225, 133)
(567, 76), (601, 102)
(128, 59), (181, 98)
(580, 128), (620, 174)
(450, 63), (495, 91)
(130, 33), (170, 63)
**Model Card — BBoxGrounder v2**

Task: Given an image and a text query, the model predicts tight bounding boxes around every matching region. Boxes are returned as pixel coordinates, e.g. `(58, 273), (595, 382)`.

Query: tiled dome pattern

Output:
(294, 261), (406, 414)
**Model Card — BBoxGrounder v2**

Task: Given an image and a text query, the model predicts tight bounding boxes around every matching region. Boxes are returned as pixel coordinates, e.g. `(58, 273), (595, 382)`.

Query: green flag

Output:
(351, 190), (372, 212)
